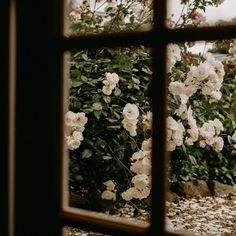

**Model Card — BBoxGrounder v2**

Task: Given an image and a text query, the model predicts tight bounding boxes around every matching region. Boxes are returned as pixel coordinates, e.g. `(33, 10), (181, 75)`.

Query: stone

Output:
(207, 180), (236, 197)
(176, 180), (212, 198)
(166, 191), (180, 203)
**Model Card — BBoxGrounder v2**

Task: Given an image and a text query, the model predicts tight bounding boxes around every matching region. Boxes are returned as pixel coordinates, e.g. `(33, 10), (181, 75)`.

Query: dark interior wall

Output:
(14, 1), (61, 235)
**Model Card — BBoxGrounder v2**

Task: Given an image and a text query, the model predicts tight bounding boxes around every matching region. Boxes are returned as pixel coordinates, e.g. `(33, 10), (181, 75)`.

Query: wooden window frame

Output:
(0, 0), (10, 234)
(3, 0), (236, 236)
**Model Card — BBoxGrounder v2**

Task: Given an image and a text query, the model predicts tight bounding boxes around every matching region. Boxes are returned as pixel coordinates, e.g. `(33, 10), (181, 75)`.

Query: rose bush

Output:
(65, 0), (236, 212)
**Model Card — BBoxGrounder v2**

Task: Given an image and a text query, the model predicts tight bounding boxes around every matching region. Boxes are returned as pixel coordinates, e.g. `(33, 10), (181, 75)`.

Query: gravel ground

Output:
(166, 195), (236, 236)
(64, 196), (236, 236)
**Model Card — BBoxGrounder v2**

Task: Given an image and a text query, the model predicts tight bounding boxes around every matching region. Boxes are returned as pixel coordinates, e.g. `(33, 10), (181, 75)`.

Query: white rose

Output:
(141, 138), (152, 152)
(200, 122), (215, 139)
(131, 150), (145, 161)
(167, 116), (179, 130)
(168, 81), (185, 95)
(191, 63), (211, 81)
(72, 130), (83, 141)
(212, 136), (224, 151)
(167, 44), (181, 61)
(102, 84), (113, 95)
(180, 94), (189, 104)
(65, 111), (78, 127)
(187, 127), (199, 141)
(211, 119), (224, 135)
(138, 187), (151, 199)
(199, 140), (207, 148)
(131, 174), (150, 190)
(122, 119), (138, 136)
(105, 72), (119, 84)
(75, 112), (88, 127)
(175, 104), (187, 118)
(209, 91), (222, 102)
(167, 140), (177, 151)
(185, 84), (198, 97)
(172, 129), (184, 146)
(121, 187), (139, 201)
(66, 135), (81, 150)
(101, 190), (116, 201)
(103, 180), (115, 191)
(185, 73), (198, 86)
(130, 156), (151, 175)
(123, 103), (139, 120)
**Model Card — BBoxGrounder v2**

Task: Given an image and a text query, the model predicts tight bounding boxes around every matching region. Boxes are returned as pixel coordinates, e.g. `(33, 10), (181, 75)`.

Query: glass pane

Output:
(167, 0), (236, 28)
(166, 39), (236, 235)
(62, 46), (152, 227)
(64, 0), (153, 36)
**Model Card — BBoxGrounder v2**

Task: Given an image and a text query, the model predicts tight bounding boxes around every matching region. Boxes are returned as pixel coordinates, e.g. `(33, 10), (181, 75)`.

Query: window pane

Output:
(62, 46), (152, 227)
(64, 0), (153, 36)
(165, 39), (236, 235)
(167, 0), (236, 28)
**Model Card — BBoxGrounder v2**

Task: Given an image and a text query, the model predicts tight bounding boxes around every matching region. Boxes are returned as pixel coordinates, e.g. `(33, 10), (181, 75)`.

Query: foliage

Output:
(67, 46), (152, 210)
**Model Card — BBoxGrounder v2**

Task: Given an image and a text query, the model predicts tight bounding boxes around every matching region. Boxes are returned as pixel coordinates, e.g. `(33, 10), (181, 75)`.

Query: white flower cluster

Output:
(179, 106), (199, 146)
(101, 180), (116, 201)
(122, 103), (139, 136)
(69, 1), (89, 23)
(167, 43), (181, 73)
(167, 116), (185, 151)
(102, 72), (119, 95)
(121, 138), (152, 201)
(229, 39), (236, 58)
(169, 52), (224, 103)
(199, 119), (224, 151)
(65, 111), (88, 150)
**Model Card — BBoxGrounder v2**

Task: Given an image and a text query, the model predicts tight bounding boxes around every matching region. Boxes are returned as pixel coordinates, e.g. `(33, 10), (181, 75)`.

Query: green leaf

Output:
(142, 66), (152, 75)
(93, 102), (103, 111)
(102, 156), (113, 160)
(114, 88), (121, 96)
(82, 149), (92, 159)
(72, 81), (83, 87)
(94, 110), (101, 119)
(103, 96), (111, 103)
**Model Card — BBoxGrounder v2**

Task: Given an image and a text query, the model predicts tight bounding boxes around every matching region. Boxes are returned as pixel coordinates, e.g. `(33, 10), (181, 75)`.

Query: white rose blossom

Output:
(102, 72), (119, 95)
(166, 116), (185, 151)
(199, 119), (224, 151)
(65, 111), (88, 150)
(103, 180), (116, 191)
(123, 103), (139, 120)
(168, 81), (185, 95)
(122, 138), (152, 201)
(101, 190), (116, 201)
(122, 103), (139, 136)
(101, 180), (116, 201)
(167, 43), (181, 73)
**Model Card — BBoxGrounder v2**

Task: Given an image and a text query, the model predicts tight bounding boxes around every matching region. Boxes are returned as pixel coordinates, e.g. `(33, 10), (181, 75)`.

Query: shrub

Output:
(65, 0), (236, 212)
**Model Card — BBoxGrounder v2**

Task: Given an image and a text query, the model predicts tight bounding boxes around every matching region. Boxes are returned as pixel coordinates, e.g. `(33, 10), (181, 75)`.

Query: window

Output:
(4, 0), (236, 236)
